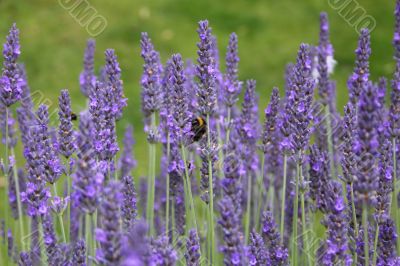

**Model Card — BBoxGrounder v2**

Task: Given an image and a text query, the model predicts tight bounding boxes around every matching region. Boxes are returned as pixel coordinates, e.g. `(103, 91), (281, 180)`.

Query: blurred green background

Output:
(0, 0), (396, 174)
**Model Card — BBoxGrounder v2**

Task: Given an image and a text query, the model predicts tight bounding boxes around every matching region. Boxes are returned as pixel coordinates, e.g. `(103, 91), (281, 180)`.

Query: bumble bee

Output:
(191, 116), (207, 142)
(71, 112), (78, 121)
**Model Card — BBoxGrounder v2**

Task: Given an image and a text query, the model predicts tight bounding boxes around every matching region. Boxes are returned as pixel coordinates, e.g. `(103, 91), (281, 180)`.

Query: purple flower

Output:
(340, 103), (357, 184)
(96, 181), (123, 266)
(319, 180), (352, 265)
(0, 24), (24, 107)
(377, 217), (398, 265)
(72, 239), (86, 266)
(317, 12), (336, 106)
(104, 49), (127, 120)
(149, 235), (178, 266)
(347, 28), (371, 106)
(79, 39), (96, 98)
(121, 220), (150, 266)
(72, 145), (104, 214)
(261, 211), (288, 265)
(118, 125), (137, 178)
(198, 132), (218, 204)
(196, 20), (217, 116)
(218, 196), (245, 265)
(41, 214), (63, 266)
(170, 53), (193, 146)
(261, 87), (282, 188)
(287, 44), (315, 159)
(121, 175), (137, 231)
(89, 81), (119, 162)
(375, 138), (393, 222)
(236, 80), (259, 176)
(354, 81), (380, 207)
(58, 89), (76, 159)
(185, 229), (201, 266)
(50, 196), (69, 215)
(19, 252), (33, 266)
(0, 106), (17, 148)
(37, 105), (63, 184)
(309, 145), (330, 212)
(224, 32), (242, 108)
(22, 110), (52, 217)
(140, 32), (162, 120)
(248, 230), (269, 266)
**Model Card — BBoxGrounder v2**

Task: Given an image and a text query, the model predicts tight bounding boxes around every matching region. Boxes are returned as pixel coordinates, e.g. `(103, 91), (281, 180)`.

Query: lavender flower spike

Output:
(317, 12), (335, 105)
(347, 28), (371, 106)
(248, 230), (269, 266)
(170, 53), (193, 146)
(96, 181), (123, 266)
(121, 175), (137, 231)
(196, 20), (217, 116)
(261, 211), (289, 265)
(140, 32), (162, 120)
(79, 39), (96, 98)
(118, 125), (137, 178)
(37, 104), (63, 184)
(0, 23), (23, 107)
(218, 196), (245, 265)
(320, 180), (352, 265)
(72, 239), (86, 266)
(58, 89), (76, 159)
(104, 49), (127, 120)
(354, 81), (379, 207)
(224, 32), (242, 108)
(42, 214), (63, 266)
(185, 229), (201, 266)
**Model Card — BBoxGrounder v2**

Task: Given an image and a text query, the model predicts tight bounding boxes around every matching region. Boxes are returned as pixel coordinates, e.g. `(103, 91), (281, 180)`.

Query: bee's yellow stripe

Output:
(197, 117), (204, 127)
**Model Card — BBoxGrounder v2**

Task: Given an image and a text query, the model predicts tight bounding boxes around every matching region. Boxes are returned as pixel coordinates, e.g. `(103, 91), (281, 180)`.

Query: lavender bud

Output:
(79, 39), (96, 98)
(185, 229), (201, 266)
(96, 181), (123, 265)
(122, 176), (138, 231)
(196, 20), (217, 116)
(0, 24), (23, 107)
(58, 89), (76, 158)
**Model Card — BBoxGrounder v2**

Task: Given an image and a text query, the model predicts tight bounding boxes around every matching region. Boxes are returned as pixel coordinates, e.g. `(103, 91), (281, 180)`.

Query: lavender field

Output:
(1, 0), (400, 265)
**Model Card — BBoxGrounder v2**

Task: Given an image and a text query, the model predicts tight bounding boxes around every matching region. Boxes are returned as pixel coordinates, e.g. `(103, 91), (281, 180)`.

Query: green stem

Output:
(255, 155), (266, 231)
(291, 156), (300, 266)
(171, 198), (176, 244)
(325, 105), (336, 178)
(66, 166), (71, 242)
(91, 212), (97, 257)
(181, 145), (199, 233)
(362, 203), (369, 266)
(350, 183), (358, 266)
(52, 184), (66, 243)
(85, 213), (91, 262)
(10, 147), (25, 250)
(280, 154), (288, 245)
(225, 108), (232, 146)
(146, 112), (157, 236)
(244, 169), (252, 245)
(372, 221), (379, 266)
(165, 134), (171, 235)
(300, 191), (309, 266)
(206, 114), (215, 264)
